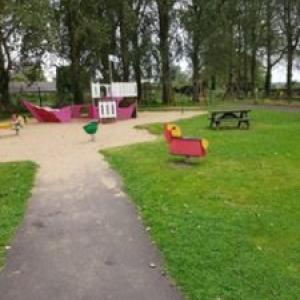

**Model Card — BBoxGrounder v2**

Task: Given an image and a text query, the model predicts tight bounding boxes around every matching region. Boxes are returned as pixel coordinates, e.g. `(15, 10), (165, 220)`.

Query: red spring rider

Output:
(164, 124), (208, 159)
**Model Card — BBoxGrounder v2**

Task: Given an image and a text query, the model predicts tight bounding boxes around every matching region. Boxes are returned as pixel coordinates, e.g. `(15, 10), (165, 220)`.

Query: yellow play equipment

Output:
(0, 122), (11, 129)
(0, 115), (25, 135)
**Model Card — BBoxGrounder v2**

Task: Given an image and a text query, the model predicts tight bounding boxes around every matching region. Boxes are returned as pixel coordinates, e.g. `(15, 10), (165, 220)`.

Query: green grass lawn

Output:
(0, 162), (37, 268)
(103, 110), (300, 300)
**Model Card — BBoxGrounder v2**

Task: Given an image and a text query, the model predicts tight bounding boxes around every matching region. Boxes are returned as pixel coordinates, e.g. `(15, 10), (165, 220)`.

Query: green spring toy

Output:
(83, 121), (99, 141)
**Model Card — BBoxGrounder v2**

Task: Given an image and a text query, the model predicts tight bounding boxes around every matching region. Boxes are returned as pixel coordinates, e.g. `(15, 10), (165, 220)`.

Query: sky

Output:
(272, 62), (300, 82)
(177, 58), (300, 84)
(43, 53), (300, 84)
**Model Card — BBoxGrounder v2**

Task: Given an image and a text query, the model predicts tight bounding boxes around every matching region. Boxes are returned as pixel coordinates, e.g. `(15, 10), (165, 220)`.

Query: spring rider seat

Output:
(164, 124), (208, 159)
(83, 121), (99, 141)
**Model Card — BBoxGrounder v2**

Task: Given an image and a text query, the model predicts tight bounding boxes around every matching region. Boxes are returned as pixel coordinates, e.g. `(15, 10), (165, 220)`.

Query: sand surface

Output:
(0, 111), (204, 181)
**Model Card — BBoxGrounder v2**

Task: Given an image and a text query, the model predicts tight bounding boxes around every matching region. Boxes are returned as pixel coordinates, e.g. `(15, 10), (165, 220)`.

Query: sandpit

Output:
(0, 111), (205, 172)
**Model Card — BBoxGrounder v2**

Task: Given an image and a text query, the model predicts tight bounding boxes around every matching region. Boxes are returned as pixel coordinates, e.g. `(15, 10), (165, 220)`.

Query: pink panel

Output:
(88, 105), (99, 119)
(71, 105), (83, 118)
(22, 100), (72, 123)
(117, 105), (136, 120)
(22, 100), (44, 122)
(54, 106), (72, 122)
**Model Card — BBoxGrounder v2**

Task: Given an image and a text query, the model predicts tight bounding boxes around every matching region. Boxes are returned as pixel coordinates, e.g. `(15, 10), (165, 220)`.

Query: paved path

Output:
(0, 111), (203, 300)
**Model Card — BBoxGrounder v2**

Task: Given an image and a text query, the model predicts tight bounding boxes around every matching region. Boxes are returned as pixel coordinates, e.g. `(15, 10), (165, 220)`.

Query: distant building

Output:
(9, 81), (57, 94)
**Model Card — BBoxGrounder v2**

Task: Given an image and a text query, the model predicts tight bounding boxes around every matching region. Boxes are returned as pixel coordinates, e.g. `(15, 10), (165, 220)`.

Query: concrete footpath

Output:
(0, 111), (203, 300)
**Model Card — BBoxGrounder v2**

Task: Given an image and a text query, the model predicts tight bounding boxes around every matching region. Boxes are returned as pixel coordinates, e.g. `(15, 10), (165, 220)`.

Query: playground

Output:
(0, 108), (300, 299)
(0, 111), (201, 300)
(1, 0), (300, 298)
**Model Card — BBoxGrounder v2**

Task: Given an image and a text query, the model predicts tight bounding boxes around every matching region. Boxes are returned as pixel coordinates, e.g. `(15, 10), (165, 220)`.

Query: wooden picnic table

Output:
(209, 108), (251, 129)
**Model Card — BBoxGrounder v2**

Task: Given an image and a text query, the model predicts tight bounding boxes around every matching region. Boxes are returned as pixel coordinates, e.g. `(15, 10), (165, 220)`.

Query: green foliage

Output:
(1, 0), (300, 109)
(11, 93), (57, 110)
(0, 162), (37, 268)
(56, 66), (73, 104)
(11, 64), (46, 83)
(54, 0), (109, 103)
(171, 65), (191, 88)
(103, 111), (300, 299)
(0, 0), (55, 109)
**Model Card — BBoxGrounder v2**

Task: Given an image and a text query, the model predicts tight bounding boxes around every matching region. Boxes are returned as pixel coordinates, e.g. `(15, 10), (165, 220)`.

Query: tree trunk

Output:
(135, 65), (142, 103)
(0, 70), (10, 111)
(70, 44), (83, 104)
(265, 58), (272, 97)
(286, 38), (293, 98)
(243, 39), (249, 97)
(285, 0), (293, 98)
(264, 1), (272, 97)
(0, 33), (11, 111)
(192, 50), (200, 102)
(237, 18), (242, 92)
(157, 1), (173, 104)
(68, 11), (83, 105)
(224, 33), (236, 99)
(250, 27), (257, 98)
(133, 34), (142, 103)
(120, 3), (130, 82)
(211, 75), (216, 90)
(133, 52), (142, 103)
(250, 49), (257, 98)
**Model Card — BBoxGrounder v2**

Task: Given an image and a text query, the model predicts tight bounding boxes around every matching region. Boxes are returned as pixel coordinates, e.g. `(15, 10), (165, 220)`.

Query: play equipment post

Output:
(108, 56), (113, 101)
(108, 55), (119, 100)
(38, 87), (42, 107)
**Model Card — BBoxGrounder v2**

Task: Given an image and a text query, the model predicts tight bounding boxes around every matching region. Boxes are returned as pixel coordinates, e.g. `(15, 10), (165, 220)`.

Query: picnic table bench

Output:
(209, 108), (251, 129)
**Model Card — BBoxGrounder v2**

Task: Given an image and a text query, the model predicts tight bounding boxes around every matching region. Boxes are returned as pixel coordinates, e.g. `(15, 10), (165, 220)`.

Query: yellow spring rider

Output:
(0, 114), (25, 135)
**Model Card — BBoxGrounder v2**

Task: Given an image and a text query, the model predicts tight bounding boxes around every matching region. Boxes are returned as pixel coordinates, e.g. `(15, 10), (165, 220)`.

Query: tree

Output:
(156, 0), (175, 104)
(12, 64), (46, 83)
(55, 0), (107, 104)
(279, 0), (300, 97)
(0, 0), (52, 111)
(118, 1), (134, 81)
(246, 0), (264, 97)
(182, 0), (219, 101)
(183, 0), (202, 102)
(130, 0), (153, 102)
(263, 0), (284, 96)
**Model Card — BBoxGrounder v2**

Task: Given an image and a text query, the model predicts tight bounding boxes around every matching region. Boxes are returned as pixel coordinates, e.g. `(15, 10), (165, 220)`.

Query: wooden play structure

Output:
(164, 124), (208, 158)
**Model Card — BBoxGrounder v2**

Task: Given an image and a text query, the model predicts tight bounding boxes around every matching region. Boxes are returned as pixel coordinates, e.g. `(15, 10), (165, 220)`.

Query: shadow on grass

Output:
(168, 157), (206, 168)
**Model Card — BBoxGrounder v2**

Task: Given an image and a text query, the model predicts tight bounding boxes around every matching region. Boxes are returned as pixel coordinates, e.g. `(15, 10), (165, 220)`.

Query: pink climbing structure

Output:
(23, 98), (136, 123)
(102, 97), (137, 120)
(22, 100), (72, 123)
(70, 98), (136, 120)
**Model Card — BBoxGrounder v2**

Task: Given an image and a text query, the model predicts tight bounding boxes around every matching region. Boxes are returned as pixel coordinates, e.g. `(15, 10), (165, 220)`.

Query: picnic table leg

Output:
(246, 120), (250, 129)
(209, 114), (215, 129)
(243, 112), (250, 129)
